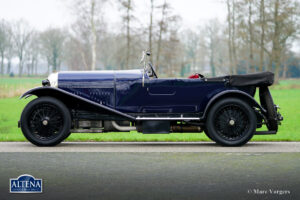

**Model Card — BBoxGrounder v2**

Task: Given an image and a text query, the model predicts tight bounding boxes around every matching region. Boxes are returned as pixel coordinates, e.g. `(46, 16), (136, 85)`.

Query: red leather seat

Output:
(188, 74), (200, 79)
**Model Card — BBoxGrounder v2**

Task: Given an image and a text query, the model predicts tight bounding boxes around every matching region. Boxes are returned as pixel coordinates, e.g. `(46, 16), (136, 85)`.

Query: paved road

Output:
(0, 152), (299, 200)
(1, 142), (300, 199)
(0, 141), (300, 152)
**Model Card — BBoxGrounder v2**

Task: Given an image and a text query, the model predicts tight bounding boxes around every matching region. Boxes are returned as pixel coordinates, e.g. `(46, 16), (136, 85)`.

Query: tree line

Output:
(0, 0), (299, 80)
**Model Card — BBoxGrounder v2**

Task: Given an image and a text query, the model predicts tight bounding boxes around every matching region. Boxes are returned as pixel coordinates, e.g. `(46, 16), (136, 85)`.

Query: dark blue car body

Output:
(19, 68), (282, 146)
(57, 70), (254, 114)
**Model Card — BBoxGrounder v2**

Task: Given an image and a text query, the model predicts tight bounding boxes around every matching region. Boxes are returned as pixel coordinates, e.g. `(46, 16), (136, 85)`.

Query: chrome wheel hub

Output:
(42, 120), (48, 126)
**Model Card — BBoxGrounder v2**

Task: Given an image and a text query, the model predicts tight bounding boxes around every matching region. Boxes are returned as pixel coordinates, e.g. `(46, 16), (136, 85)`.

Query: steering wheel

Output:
(148, 62), (158, 78)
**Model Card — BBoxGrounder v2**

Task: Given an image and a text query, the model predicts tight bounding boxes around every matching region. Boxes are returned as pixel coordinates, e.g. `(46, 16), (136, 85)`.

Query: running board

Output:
(254, 131), (277, 135)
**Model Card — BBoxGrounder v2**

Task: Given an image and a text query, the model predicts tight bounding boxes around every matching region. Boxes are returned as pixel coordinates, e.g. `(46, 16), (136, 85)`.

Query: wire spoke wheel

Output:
(206, 98), (256, 146)
(21, 97), (71, 146)
(28, 103), (64, 140)
(214, 104), (249, 141)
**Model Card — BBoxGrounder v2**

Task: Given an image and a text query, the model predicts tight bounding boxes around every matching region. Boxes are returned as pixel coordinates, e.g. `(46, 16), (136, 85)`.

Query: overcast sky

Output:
(0, 0), (227, 31)
(0, 0), (298, 52)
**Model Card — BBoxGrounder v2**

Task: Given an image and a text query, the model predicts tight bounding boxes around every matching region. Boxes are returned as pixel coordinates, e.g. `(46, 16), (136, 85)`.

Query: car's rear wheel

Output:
(20, 96), (71, 146)
(206, 98), (256, 146)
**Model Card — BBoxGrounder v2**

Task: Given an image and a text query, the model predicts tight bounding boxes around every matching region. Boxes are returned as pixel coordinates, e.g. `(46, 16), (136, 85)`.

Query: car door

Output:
(142, 79), (177, 113)
(144, 78), (206, 113)
(115, 75), (224, 114)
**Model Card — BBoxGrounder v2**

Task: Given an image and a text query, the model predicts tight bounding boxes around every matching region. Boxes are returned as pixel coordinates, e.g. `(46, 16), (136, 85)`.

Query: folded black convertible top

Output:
(206, 71), (274, 87)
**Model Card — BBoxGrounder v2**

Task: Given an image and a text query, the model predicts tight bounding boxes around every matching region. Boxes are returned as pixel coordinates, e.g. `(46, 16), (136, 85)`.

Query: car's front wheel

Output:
(20, 96), (71, 146)
(206, 98), (256, 146)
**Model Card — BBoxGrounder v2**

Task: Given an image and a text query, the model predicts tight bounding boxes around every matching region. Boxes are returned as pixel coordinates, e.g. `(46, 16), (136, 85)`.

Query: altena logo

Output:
(10, 174), (42, 193)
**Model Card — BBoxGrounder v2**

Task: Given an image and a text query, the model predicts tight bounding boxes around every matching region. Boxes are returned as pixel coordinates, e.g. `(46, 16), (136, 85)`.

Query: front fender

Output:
(20, 87), (136, 121)
(201, 90), (266, 120)
(20, 86), (50, 99)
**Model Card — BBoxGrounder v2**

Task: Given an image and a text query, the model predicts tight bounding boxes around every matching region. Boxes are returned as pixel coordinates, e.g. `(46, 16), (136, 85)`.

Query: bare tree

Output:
(206, 19), (222, 77)
(264, 0), (300, 81)
(156, 0), (170, 73)
(90, 0), (97, 70)
(0, 20), (7, 75)
(269, 0), (281, 78)
(159, 14), (182, 77)
(231, 0), (238, 74)
(64, 36), (87, 70)
(182, 29), (201, 74)
(148, 0), (154, 63)
(226, 0), (234, 74)
(72, 19), (91, 70)
(0, 20), (13, 75)
(40, 28), (65, 73)
(12, 20), (32, 76)
(5, 27), (14, 74)
(70, 0), (107, 70)
(119, 0), (134, 69)
(237, 0), (300, 79)
(258, 0), (266, 71)
(233, 0), (299, 80)
(26, 32), (40, 75)
(236, 0), (256, 73)
(247, 0), (255, 73)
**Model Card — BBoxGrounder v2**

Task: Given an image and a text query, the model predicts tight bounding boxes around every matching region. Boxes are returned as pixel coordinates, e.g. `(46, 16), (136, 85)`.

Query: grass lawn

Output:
(0, 77), (299, 142)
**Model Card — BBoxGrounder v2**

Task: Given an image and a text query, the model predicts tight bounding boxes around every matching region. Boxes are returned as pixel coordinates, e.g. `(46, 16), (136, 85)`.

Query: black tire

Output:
(206, 98), (256, 146)
(64, 132), (72, 140)
(20, 96), (71, 146)
(204, 129), (215, 142)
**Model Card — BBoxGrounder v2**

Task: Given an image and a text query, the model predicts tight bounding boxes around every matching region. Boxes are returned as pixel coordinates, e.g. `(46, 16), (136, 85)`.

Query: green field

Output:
(0, 77), (42, 98)
(0, 77), (299, 142)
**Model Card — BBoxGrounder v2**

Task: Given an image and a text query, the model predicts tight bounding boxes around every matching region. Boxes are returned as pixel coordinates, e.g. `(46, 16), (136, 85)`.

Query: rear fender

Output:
(201, 90), (266, 120)
(20, 87), (136, 121)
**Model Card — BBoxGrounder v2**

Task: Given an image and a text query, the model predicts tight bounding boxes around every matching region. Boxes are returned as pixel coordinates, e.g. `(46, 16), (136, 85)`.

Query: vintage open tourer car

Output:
(19, 51), (283, 146)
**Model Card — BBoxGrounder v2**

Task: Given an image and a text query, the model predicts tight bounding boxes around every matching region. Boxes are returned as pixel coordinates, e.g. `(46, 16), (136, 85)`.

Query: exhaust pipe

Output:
(111, 121), (136, 132)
